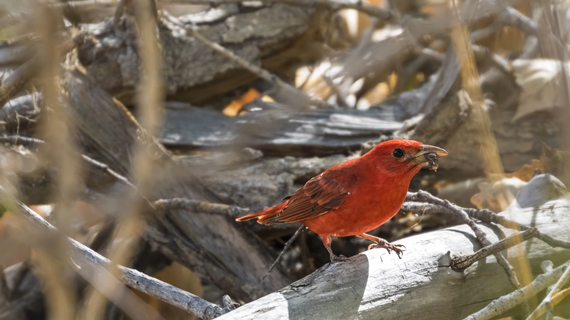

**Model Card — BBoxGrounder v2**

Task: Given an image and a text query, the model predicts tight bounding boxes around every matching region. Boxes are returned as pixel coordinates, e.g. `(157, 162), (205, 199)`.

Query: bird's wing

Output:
(267, 171), (358, 224)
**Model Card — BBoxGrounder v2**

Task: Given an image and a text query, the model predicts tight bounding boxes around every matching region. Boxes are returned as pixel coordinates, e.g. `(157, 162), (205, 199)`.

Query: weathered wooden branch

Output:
(217, 177), (570, 320)
(76, 3), (334, 105)
(0, 191), (229, 320)
(527, 261), (570, 320)
(465, 260), (570, 320)
(0, 35), (34, 67)
(159, 102), (403, 156)
(451, 227), (538, 272)
(162, 11), (324, 109)
(153, 198), (249, 218)
(0, 34), (84, 107)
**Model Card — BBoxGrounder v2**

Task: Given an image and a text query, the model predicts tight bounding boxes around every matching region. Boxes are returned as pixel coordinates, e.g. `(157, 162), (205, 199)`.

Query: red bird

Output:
(236, 139), (447, 262)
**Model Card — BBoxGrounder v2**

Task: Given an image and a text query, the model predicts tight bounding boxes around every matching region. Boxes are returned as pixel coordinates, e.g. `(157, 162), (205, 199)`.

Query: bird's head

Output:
(366, 139), (448, 177)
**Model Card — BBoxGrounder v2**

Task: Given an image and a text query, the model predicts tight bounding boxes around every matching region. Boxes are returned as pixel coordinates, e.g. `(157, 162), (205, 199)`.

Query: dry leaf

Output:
(471, 159), (544, 210)
(503, 159), (543, 182)
(471, 177), (527, 211)
(512, 59), (569, 121)
(223, 88), (261, 117)
(541, 142), (570, 186)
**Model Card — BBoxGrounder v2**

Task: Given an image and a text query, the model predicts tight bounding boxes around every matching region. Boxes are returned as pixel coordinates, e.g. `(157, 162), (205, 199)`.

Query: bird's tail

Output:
(235, 202), (287, 224)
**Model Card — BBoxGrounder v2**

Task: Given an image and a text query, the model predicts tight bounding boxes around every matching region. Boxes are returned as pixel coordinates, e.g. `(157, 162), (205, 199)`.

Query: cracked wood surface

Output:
(77, 4), (332, 105)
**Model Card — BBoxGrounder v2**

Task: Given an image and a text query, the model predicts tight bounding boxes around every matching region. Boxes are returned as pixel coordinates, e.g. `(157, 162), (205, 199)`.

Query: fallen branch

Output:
(0, 34), (84, 107)
(534, 288), (570, 319)
(527, 262), (570, 320)
(0, 190), (229, 320)
(154, 198), (249, 218)
(0, 135), (141, 198)
(161, 11), (327, 109)
(470, 6), (537, 42)
(465, 260), (570, 320)
(451, 227), (538, 271)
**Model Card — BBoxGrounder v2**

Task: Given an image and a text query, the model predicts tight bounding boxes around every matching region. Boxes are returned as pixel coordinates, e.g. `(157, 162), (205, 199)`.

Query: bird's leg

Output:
(323, 235), (347, 263)
(357, 233), (406, 259)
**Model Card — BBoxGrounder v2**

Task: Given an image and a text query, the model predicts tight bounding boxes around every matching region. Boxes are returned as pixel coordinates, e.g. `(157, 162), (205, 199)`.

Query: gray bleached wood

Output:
(160, 104), (403, 156)
(218, 178), (570, 320)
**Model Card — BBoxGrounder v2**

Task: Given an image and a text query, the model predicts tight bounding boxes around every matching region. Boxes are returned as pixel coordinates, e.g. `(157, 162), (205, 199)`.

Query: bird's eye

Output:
(393, 148), (405, 158)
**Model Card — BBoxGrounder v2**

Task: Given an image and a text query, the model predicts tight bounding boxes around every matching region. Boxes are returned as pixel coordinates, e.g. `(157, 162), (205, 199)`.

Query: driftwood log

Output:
(160, 103), (403, 156)
(217, 176), (570, 319)
(77, 4), (336, 105)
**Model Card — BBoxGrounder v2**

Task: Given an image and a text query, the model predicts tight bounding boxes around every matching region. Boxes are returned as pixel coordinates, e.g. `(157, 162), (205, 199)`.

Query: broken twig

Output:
(401, 201), (570, 250)
(154, 198), (249, 218)
(526, 262), (570, 320)
(465, 260), (570, 320)
(451, 228), (538, 271)
(406, 191), (522, 288)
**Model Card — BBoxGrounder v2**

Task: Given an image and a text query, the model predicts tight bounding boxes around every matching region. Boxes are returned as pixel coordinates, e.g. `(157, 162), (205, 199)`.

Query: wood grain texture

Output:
(160, 103), (403, 156)
(77, 4), (331, 105)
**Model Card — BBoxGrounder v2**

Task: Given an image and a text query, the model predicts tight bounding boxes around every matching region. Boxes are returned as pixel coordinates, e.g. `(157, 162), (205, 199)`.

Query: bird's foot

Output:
(368, 242), (406, 259)
(330, 254), (348, 263)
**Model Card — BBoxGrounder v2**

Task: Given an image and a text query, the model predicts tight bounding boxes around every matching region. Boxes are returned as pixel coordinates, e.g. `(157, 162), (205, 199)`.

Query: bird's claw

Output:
(368, 242), (406, 259)
(330, 254), (348, 263)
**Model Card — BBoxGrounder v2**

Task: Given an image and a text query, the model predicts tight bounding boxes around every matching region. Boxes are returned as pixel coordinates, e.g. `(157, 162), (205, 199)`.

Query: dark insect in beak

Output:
(411, 144), (447, 171)
(424, 153), (439, 172)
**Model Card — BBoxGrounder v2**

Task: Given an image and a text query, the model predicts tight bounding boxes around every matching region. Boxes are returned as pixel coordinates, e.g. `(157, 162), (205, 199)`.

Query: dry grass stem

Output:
(449, 1), (533, 309)
(82, 0), (164, 318)
(32, 3), (80, 319)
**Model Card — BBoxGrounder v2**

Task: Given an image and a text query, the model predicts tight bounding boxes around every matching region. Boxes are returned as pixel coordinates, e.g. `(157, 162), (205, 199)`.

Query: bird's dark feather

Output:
(267, 172), (357, 223)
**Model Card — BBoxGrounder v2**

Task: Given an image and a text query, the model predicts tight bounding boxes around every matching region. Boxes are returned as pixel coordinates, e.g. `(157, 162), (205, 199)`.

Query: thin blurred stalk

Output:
(450, 20), (504, 182)
(33, 2), (80, 320)
(543, 0), (570, 183)
(449, 0), (534, 308)
(81, 1), (164, 319)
